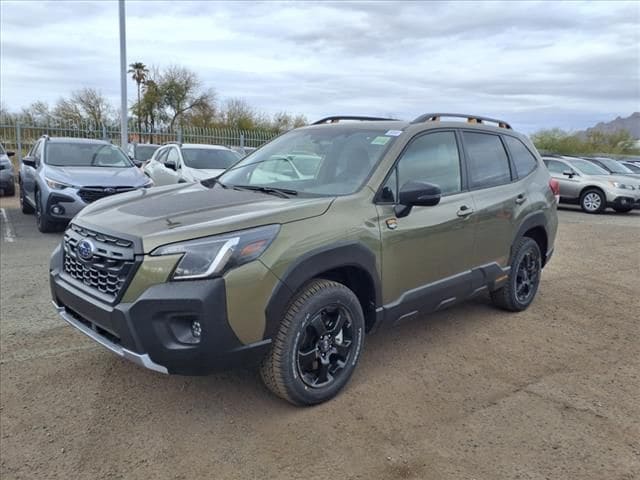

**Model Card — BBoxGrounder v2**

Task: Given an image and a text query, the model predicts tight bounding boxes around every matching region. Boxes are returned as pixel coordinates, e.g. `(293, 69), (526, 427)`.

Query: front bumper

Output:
(609, 195), (640, 210)
(49, 245), (271, 375)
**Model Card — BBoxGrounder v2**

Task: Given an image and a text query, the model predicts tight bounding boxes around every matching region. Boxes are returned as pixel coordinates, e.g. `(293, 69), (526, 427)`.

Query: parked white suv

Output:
(143, 143), (241, 186)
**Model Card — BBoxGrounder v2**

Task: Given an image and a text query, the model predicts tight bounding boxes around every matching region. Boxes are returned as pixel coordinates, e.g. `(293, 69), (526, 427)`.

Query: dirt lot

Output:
(1, 195), (638, 480)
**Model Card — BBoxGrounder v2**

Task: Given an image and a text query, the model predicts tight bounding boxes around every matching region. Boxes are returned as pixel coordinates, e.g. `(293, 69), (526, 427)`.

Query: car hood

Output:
(183, 168), (225, 181)
(46, 165), (148, 187)
(75, 182), (334, 253)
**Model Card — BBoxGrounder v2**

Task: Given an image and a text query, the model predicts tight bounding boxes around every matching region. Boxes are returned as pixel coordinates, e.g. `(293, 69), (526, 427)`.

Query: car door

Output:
(376, 130), (476, 320)
(461, 130), (521, 271)
(147, 148), (171, 185)
(544, 159), (580, 200)
(162, 147), (182, 184)
(21, 140), (42, 204)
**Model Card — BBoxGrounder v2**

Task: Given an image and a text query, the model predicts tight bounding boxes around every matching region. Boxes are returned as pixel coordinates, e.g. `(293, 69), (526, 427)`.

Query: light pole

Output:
(119, 0), (128, 150)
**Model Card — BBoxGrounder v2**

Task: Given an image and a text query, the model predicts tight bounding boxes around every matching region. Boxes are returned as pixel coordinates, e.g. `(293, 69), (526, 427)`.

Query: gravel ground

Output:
(1, 195), (639, 480)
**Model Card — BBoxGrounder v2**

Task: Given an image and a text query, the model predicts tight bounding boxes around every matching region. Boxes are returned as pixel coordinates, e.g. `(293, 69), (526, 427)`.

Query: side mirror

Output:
(7, 151), (15, 157)
(394, 181), (442, 217)
(562, 170), (576, 178)
(22, 157), (36, 168)
(165, 160), (177, 171)
(133, 160), (143, 168)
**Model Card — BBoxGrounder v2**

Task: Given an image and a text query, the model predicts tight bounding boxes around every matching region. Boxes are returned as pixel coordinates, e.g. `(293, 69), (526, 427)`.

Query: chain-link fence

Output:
(0, 119), (280, 160)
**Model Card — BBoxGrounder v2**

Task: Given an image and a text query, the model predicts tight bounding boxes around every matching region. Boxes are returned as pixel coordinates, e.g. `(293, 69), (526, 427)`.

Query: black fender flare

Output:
(263, 242), (382, 339)
(511, 211), (548, 260)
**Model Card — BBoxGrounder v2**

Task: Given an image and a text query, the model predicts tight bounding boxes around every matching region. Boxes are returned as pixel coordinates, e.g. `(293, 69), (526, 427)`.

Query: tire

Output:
(613, 206), (633, 213)
(19, 183), (35, 214)
(260, 279), (365, 406)
(2, 183), (15, 197)
(35, 190), (57, 233)
(580, 188), (605, 214)
(491, 237), (542, 312)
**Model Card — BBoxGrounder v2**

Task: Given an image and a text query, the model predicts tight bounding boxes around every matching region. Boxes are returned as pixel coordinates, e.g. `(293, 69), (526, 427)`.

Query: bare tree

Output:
(160, 66), (215, 131)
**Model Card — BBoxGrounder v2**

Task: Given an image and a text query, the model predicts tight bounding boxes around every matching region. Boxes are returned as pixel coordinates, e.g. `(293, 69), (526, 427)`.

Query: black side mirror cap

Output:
(394, 181), (442, 217)
(22, 157), (36, 168)
(165, 160), (177, 171)
(562, 170), (575, 177)
(7, 151), (15, 157)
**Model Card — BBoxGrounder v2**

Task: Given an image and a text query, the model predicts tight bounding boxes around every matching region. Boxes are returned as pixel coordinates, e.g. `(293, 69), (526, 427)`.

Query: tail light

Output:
(549, 178), (560, 203)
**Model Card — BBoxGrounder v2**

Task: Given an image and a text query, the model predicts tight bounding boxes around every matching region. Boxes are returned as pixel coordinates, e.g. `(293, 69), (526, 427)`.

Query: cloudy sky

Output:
(1, 0), (638, 132)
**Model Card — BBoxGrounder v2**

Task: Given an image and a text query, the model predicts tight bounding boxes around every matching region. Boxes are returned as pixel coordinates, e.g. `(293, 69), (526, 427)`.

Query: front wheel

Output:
(491, 237), (542, 312)
(260, 279), (365, 406)
(20, 183), (35, 214)
(35, 190), (57, 233)
(580, 189), (605, 214)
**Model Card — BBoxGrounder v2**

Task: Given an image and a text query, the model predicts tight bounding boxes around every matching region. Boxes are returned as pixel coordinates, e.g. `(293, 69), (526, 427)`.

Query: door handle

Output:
(457, 205), (474, 217)
(515, 194), (527, 205)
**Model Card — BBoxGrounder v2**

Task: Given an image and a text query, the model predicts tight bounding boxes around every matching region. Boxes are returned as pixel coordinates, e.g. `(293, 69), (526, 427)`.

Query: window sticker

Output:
(371, 136), (391, 145)
(385, 130), (403, 136)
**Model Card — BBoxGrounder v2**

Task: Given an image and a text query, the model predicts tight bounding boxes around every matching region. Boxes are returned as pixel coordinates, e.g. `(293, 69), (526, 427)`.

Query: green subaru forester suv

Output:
(50, 113), (558, 405)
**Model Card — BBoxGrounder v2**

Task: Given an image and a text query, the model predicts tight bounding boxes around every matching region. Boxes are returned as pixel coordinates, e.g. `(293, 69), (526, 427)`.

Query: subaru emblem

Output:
(104, 187), (116, 194)
(77, 239), (95, 261)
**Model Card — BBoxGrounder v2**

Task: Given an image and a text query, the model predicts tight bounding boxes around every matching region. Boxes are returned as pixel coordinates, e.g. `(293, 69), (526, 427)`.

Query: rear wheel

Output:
(260, 279), (365, 406)
(35, 190), (57, 233)
(491, 237), (542, 312)
(580, 189), (605, 214)
(19, 182), (34, 214)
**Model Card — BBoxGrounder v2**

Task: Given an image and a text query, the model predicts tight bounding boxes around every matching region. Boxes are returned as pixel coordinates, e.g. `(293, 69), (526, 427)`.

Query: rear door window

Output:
(462, 132), (512, 189)
(544, 159), (567, 175)
(504, 136), (537, 178)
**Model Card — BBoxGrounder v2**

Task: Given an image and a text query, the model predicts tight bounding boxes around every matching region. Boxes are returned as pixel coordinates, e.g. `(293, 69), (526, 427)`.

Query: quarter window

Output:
(463, 132), (511, 189)
(504, 136), (537, 178)
(395, 131), (462, 196)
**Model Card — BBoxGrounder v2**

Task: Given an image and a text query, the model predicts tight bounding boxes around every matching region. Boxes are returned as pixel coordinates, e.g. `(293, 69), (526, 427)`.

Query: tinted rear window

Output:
(463, 132), (511, 189)
(504, 136), (537, 178)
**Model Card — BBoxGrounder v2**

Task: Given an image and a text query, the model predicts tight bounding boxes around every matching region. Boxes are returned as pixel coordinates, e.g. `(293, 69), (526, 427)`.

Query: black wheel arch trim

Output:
(263, 241), (382, 340)
(512, 211), (548, 264)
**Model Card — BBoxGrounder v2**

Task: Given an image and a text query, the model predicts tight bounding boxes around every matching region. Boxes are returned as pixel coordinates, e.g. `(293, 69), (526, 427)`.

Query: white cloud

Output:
(1, 0), (638, 132)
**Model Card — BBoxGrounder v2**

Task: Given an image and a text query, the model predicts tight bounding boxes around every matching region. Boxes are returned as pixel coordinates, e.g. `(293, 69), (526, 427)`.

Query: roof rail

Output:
(410, 113), (512, 130)
(162, 141), (181, 146)
(312, 115), (399, 125)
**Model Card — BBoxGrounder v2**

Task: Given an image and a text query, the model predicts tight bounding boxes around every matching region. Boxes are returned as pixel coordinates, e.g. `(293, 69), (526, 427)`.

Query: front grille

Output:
(63, 225), (136, 301)
(77, 186), (136, 204)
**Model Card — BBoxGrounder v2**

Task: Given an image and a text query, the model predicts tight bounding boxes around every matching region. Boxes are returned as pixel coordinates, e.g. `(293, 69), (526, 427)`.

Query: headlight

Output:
(609, 181), (633, 190)
(151, 224), (280, 280)
(45, 177), (71, 190)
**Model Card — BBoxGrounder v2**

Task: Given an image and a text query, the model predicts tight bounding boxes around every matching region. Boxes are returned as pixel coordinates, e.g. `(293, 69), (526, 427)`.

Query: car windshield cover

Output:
(182, 148), (239, 170)
(46, 143), (133, 168)
(569, 159), (609, 175)
(135, 145), (159, 161)
(217, 126), (400, 196)
(595, 158), (634, 174)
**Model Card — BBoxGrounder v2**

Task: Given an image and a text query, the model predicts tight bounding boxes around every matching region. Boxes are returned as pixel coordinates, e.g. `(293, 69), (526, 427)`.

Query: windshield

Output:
(218, 126), (400, 196)
(182, 148), (238, 170)
(135, 145), (159, 161)
(593, 157), (634, 174)
(569, 159), (609, 175)
(46, 143), (133, 168)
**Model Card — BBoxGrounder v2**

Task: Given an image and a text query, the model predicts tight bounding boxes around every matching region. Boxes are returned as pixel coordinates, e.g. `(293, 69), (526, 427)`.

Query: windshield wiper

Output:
(232, 184), (298, 198)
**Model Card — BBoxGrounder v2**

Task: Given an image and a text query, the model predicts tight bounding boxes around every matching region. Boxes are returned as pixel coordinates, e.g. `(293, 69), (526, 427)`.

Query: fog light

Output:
(191, 320), (202, 338)
(51, 205), (65, 215)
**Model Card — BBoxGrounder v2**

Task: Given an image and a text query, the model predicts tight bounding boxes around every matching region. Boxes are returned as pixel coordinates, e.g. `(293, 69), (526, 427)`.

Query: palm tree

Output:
(128, 62), (149, 137)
